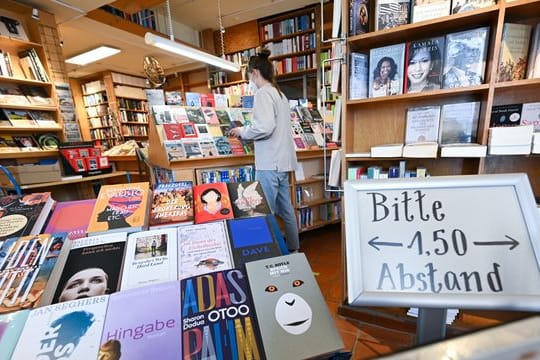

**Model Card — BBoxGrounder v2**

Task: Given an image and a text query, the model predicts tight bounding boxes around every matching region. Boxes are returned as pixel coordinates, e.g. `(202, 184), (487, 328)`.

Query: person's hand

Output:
(229, 127), (243, 138)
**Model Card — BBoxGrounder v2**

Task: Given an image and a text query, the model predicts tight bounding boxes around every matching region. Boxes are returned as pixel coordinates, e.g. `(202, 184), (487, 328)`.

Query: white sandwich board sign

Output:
(344, 173), (540, 311)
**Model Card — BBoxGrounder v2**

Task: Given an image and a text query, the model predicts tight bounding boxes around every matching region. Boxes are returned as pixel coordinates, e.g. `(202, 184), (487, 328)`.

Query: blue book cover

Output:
(100, 281), (182, 360)
(185, 92), (202, 107)
(226, 216), (282, 268)
(0, 310), (29, 360)
(181, 269), (265, 359)
(241, 95), (254, 108)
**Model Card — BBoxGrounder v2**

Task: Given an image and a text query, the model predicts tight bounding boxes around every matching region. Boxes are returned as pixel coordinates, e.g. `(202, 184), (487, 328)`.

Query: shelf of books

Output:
(340, 0), (540, 335)
(0, 6), (64, 160)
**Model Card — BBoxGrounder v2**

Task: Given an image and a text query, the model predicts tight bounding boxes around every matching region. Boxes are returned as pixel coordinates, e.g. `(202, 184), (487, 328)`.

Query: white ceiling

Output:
(13, 0), (321, 78)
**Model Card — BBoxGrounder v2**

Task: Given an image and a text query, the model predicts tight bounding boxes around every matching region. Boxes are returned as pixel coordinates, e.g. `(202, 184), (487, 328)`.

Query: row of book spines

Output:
(121, 124), (148, 137)
(223, 48), (257, 65)
(319, 202), (342, 222)
(100, 5), (157, 30)
(83, 92), (108, 107)
(0, 49), (14, 77)
(0, 47), (49, 82)
(274, 53), (317, 74)
(119, 111), (148, 123)
(198, 166), (254, 184)
(265, 33), (316, 56)
(348, 162), (428, 180)
(261, 13), (315, 41)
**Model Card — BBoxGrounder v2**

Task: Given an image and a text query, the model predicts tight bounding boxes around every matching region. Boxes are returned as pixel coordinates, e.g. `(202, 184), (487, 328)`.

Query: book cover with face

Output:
(245, 253), (343, 359)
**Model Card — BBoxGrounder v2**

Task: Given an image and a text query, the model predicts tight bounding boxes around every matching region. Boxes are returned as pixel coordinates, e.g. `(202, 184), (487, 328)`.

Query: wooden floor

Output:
(301, 223), (415, 359)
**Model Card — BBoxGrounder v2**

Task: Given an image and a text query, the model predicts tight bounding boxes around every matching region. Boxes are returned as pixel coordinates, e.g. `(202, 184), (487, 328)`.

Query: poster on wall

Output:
(55, 82), (82, 141)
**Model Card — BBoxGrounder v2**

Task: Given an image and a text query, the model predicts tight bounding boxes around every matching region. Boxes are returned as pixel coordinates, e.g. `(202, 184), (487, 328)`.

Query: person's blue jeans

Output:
(256, 170), (300, 251)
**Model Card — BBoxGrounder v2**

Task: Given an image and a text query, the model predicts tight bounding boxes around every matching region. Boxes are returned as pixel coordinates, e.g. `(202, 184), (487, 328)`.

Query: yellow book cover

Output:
(87, 182), (150, 235)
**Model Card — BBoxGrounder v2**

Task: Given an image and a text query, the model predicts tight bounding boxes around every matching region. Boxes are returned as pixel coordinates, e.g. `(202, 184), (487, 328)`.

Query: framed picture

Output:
(0, 14), (29, 41)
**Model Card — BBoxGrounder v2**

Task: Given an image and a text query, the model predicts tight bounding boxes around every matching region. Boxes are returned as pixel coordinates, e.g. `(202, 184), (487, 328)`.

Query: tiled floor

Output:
(301, 223), (415, 359)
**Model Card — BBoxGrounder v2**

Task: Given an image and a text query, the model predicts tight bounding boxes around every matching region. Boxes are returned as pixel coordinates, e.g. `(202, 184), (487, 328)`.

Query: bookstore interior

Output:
(0, 0), (539, 358)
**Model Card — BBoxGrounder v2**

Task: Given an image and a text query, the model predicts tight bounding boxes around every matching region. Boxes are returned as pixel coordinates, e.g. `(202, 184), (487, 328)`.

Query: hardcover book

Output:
(214, 93), (228, 108)
(149, 181), (194, 228)
(411, 0), (450, 23)
(226, 216), (282, 268)
(521, 102), (540, 131)
(439, 101), (480, 144)
(349, 0), (369, 35)
(369, 43), (406, 97)
(195, 123), (212, 139)
(527, 23), (540, 79)
(181, 269), (264, 359)
(490, 104), (523, 127)
(0, 83), (29, 106)
(497, 23), (532, 82)
(100, 281), (182, 360)
(165, 90), (183, 105)
(86, 182), (150, 236)
(169, 105), (189, 122)
(120, 229), (178, 291)
(177, 221), (234, 280)
(245, 253), (344, 359)
(375, 0), (410, 31)
(0, 310), (29, 359)
(44, 199), (97, 240)
(405, 36), (445, 93)
(0, 233), (69, 314)
(349, 52), (369, 100)
(51, 233), (127, 304)
(442, 27), (489, 89)
(227, 181), (271, 218)
(1, 109), (37, 127)
(405, 106), (441, 144)
(11, 295), (109, 360)
(19, 85), (53, 106)
(215, 109), (232, 125)
(0, 192), (55, 242)
(185, 106), (206, 124)
(193, 182), (234, 224)
(152, 105), (174, 124)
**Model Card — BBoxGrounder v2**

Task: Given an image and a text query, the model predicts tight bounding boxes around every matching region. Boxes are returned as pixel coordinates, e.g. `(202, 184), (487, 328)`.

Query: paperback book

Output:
(177, 221), (233, 280)
(185, 92), (202, 107)
(227, 181), (271, 218)
(185, 106), (206, 124)
(0, 233), (69, 314)
(0, 310), (29, 359)
(497, 23), (532, 82)
(442, 27), (489, 88)
(11, 295), (109, 360)
(349, 52), (369, 99)
(405, 106), (442, 144)
(51, 233), (127, 304)
(245, 253), (343, 359)
(439, 101), (480, 144)
(181, 269), (264, 359)
(86, 182), (151, 236)
(43, 199), (97, 240)
(182, 139), (204, 159)
(149, 181), (194, 228)
(451, 0), (495, 14)
(369, 43), (406, 97)
(120, 228), (178, 291)
(164, 140), (186, 161)
(411, 0), (450, 23)
(193, 182), (234, 224)
(101, 281), (182, 360)
(349, 0), (369, 35)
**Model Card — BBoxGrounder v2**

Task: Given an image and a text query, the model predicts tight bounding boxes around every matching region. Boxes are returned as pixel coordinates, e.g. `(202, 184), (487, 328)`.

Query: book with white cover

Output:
(521, 102), (540, 131)
(11, 295), (109, 360)
(120, 228), (178, 291)
(405, 106), (441, 144)
(371, 143), (404, 157)
(488, 125), (534, 146)
(402, 142), (439, 158)
(412, 0), (451, 23)
(440, 143), (487, 157)
(488, 144), (531, 155)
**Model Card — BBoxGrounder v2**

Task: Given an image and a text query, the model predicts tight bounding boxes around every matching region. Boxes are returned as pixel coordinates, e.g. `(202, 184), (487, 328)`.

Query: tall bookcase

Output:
(72, 71), (150, 149)
(0, 4), (64, 162)
(339, 0), (540, 334)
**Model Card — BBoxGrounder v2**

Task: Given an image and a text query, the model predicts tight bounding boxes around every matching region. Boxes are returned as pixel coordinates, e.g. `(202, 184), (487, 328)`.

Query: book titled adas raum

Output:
(120, 228), (178, 291)
(86, 182), (150, 236)
(0, 233), (70, 314)
(181, 269), (264, 360)
(177, 221), (233, 280)
(149, 181), (194, 228)
(100, 281), (182, 360)
(245, 253), (343, 360)
(51, 232), (127, 304)
(193, 182), (234, 224)
(43, 199), (97, 240)
(11, 295), (109, 360)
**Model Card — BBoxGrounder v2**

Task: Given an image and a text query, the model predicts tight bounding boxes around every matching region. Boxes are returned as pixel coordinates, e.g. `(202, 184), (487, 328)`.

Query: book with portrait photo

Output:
(369, 43), (406, 98)
(11, 295), (109, 360)
(149, 181), (194, 228)
(405, 36), (445, 93)
(439, 101), (480, 144)
(0, 233), (69, 314)
(100, 281), (182, 359)
(177, 221), (234, 280)
(442, 27), (489, 89)
(193, 182), (234, 224)
(51, 232), (127, 304)
(375, 0), (410, 31)
(86, 182), (151, 236)
(497, 23), (532, 82)
(119, 228), (178, 291)
(181, 269), (264, 359)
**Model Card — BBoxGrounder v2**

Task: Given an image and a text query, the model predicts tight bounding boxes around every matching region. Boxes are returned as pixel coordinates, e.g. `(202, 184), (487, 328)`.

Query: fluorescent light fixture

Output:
(144, 32), (241, 72)
(65, 46), (121, 66)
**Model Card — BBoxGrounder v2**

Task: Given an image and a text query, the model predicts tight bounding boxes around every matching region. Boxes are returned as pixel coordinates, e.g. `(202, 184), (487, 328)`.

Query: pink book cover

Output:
(43, 199), (96, 240)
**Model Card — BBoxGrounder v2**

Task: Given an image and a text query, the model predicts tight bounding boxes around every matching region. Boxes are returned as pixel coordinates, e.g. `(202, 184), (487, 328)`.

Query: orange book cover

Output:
(193, 182), (234, 224)
(86, 182), (150, 235)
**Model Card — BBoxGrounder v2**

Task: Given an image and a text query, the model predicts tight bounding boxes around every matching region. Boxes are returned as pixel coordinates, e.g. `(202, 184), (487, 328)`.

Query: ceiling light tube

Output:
(144, 32), (241, 73)
(65, 46), (121, 66)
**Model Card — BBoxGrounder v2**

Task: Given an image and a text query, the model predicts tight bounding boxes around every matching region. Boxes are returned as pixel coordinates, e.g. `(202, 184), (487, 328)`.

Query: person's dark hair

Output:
(247, 48), (283, 96)
(200, 188), (221, 204)
(373, 56), (398, 81)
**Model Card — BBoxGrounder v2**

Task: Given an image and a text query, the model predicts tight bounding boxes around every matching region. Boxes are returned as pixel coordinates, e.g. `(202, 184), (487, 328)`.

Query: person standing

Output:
(230, 48), (300, 252)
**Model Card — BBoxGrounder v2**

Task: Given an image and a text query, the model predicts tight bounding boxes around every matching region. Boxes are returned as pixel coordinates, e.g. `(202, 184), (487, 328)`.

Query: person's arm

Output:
(239, 91), (277, 140)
